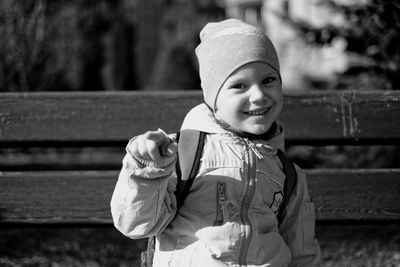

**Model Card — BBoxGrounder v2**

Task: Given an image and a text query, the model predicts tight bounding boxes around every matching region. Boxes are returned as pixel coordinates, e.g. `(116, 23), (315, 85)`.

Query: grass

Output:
(317, 225), (400, 267)
(0, 226), (145, 267)
(1, 225), (399, 267)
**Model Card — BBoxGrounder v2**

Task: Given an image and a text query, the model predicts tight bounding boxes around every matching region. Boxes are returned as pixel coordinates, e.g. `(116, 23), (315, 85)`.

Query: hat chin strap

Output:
(205, 103), (242, 134)
(204, 102), (215, 113)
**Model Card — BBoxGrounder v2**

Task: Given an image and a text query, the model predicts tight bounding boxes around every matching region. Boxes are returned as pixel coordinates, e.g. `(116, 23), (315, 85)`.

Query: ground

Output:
(0, 225), (399, 267)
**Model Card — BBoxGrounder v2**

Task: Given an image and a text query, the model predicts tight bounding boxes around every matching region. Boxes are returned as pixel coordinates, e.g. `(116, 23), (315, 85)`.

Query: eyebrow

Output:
(226, 71), (279, 83)
(224, 77), (245, 86)
(262, 71), (280, 76)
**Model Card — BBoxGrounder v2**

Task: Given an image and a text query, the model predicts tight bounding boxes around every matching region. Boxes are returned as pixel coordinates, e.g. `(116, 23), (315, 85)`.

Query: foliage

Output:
(0, 0), (48, 91)
(0, 0), (136, 92)
(287, 0), (400, 90)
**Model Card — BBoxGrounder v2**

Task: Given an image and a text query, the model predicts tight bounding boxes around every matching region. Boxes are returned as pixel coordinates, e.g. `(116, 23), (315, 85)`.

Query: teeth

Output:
(247, 109), (267, 115)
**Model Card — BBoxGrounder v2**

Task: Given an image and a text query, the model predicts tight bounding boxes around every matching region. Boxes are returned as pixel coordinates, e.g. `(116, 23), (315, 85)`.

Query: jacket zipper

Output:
(214, 182), (226, 226)
(239, 139), (257, 266)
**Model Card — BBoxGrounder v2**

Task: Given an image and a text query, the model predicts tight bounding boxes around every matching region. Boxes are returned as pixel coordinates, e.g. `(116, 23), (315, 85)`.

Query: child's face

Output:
(215, 62), (283, 135)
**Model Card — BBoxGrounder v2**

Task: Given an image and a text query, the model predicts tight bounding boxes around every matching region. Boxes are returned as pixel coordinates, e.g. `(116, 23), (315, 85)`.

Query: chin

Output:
(248, 125), (269, 135)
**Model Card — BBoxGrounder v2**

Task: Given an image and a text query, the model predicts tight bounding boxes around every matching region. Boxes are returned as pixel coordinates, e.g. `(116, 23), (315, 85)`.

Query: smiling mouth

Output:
(244, 107), (270, 116)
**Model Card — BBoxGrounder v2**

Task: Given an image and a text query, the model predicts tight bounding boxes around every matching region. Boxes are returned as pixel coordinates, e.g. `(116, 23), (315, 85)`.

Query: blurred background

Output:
(0, 0), (399, 266)
(1, 0), (399, 93)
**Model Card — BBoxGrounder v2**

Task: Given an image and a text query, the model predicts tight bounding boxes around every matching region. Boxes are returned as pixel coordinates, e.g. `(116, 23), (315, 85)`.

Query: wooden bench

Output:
(0, 90), (399, 225)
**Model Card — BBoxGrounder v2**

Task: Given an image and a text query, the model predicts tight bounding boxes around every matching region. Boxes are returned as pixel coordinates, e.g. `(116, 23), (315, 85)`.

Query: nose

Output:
(248, 84), (267, 104)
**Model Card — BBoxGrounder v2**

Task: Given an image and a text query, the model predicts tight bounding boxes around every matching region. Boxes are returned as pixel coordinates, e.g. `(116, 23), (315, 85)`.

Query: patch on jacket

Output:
(270, 191), (284, 213)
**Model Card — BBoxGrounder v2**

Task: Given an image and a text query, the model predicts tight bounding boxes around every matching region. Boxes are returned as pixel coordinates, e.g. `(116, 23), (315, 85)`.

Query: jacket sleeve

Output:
(279, 165), (321, 267)
(110, 138), (178, 239)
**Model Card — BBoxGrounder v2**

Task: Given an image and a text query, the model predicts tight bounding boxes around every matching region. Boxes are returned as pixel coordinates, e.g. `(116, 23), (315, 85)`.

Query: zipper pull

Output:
(218, 182), (227, 219)
(244, 138), (263, 159)
(214, 182), (226, 226)
(218, 184), (230, 223)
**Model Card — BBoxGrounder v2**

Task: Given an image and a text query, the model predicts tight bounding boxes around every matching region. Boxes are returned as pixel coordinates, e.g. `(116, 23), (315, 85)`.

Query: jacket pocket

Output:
(214, 182), (226, 226)
(214, 182), (240, 226)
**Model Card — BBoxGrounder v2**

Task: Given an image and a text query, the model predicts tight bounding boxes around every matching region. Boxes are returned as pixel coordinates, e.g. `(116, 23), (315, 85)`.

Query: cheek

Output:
(272, 100), (283, 119)
(271, 88), (283, 106)
(218, 95), (245, 112)
(275, 95), (283, 110)
(268, 89), (283, 118)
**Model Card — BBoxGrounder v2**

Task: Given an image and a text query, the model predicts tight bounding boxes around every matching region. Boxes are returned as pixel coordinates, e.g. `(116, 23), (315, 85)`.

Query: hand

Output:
(129, 129), (178, 161)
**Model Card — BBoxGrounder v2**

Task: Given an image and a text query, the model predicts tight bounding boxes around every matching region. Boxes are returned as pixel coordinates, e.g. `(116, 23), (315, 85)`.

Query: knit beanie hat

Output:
(195, 19), (280, 111)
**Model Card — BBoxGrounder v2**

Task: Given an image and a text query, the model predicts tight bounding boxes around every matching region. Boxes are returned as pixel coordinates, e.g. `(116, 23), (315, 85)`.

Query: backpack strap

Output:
(141, 237), (155, 267)
(175, 129), (206, 209)
(141, 129), (206, 267)
(276, 149), (297, 224)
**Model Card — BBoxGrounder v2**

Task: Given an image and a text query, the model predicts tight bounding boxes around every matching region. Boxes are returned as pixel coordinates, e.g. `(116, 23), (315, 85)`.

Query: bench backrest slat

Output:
(1, 91), (399, 145)
(1, 169), (399, 224)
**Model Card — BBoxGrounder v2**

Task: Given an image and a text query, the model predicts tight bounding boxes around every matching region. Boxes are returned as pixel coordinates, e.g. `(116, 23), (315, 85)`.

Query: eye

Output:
(230, 83), (246, 90)
(262, 77), (277, 85)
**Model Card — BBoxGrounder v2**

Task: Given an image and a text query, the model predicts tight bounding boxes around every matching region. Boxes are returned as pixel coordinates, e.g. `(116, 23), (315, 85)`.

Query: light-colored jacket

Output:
(111, 104), (321, 267)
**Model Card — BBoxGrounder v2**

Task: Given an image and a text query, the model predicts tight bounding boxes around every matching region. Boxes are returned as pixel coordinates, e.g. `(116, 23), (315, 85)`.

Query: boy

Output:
(111, 19), (321, 266)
